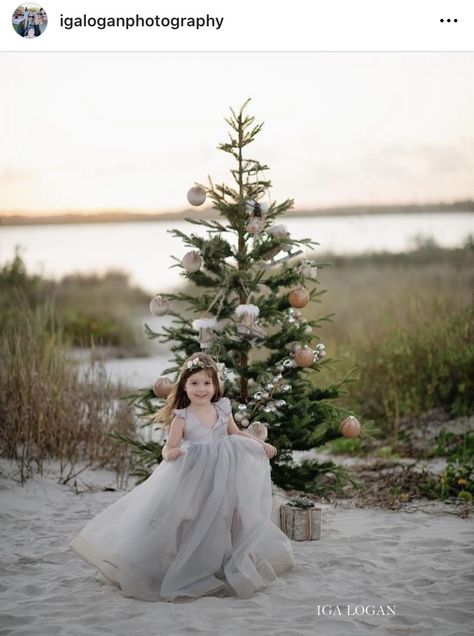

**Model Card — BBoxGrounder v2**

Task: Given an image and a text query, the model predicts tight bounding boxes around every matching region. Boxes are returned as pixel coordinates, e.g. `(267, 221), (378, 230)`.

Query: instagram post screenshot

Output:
(0, 1), (473, 633)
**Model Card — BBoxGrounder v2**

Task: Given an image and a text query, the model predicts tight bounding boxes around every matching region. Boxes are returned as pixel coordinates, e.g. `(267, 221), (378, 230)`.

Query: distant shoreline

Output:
(1, 201), (473, 226)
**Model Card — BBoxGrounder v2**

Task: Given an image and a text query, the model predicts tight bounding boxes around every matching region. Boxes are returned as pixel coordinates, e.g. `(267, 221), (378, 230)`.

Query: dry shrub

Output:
(0, 302), (137, 486)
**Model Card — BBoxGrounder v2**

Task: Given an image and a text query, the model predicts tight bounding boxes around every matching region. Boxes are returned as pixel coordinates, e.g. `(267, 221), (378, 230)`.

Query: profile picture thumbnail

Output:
(12, 3), (48, 39)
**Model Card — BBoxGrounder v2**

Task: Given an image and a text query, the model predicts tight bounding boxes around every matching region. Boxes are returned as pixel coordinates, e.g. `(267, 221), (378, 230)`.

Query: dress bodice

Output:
(173, 397), (231, 444)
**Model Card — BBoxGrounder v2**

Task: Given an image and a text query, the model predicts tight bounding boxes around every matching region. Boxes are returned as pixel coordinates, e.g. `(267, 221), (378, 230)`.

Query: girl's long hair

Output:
(154, 352), (223, 428)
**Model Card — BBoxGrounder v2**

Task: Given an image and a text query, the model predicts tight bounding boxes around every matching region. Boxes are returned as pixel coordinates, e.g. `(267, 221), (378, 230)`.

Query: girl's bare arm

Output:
(227, 415), (277, 458)
(162, 416), (185, 461)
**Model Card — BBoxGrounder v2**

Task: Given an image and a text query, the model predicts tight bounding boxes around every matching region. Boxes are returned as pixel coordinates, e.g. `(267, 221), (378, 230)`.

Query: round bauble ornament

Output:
(294, 346), (315, 368)
(340, 416), (361, 439)
(182, 250), (203, 273)
(187, 185), (206, 206)
(149, 294), (170, 316)
(304, 325), (313, 334)
(289, 341), (303, 353)
(241, 418), (250, 428)
(153, 377), (174, 398)
(246, 216), (266, 235)
(248, 421), (268, 441)
(288, 286), (310, 309)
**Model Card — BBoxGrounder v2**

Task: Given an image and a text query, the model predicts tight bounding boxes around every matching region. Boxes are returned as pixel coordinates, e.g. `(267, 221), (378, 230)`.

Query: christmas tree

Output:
(122, 100), (360, 496)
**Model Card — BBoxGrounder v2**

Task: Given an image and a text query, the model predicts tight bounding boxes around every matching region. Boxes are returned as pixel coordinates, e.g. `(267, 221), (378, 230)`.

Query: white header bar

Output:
(1, 0), (473, 52)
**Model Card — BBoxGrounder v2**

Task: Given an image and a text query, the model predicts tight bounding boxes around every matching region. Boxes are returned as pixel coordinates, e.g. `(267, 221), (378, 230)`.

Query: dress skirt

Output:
(69, 434), (294, 601)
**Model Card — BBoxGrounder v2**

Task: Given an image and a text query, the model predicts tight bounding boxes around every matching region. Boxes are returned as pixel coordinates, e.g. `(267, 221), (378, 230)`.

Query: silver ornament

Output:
(262, 391), (270, 399)
(281, 384), (292, 392)
(187, 185), (206, 206)
(234, 412), (244, 422)
(304, 325), (313, 334)
(149, 294), (170, 317)
(253, 391), (263, 401)
(275, 400), (286, 407)
(263, 406), (271, 413)
(238, 404), (247, 411)
(246, 216), (266, 235)
(276, 365), (284, 373)
(241, 418), (250, 428)
(283, 359), (293, 368)
(265, 383), (273, 391)
(290, 342), (302, 353)
(182, 250), (203, 273)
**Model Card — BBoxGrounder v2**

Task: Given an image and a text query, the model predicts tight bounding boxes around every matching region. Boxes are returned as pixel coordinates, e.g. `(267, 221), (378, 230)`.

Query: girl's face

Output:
(184, 369), (215, 405)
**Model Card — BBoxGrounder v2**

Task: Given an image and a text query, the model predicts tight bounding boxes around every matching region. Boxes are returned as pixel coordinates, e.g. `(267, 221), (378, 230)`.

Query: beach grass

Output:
(0, 251), (148, 351)
(307, 240), (474, 439)
(1, 241), (472, 491)
(0, 302), (136, 485)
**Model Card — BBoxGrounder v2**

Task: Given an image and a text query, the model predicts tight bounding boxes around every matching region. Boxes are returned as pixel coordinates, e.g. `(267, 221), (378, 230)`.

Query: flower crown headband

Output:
(182, 357), (217, 373)
(180, 356), (227, 382)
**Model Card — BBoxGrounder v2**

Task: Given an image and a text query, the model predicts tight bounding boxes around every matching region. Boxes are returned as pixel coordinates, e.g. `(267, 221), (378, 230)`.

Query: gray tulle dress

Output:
(69, 397), (294, 601)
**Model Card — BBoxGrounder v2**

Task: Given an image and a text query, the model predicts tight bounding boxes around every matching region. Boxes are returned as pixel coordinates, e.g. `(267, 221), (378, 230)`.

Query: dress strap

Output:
(214, 397), (231, 419)
(172, 407), (187, 420)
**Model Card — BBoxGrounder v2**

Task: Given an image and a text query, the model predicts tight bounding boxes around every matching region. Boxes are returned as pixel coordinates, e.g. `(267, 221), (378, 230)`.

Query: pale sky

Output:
(1, 52), (473, 214)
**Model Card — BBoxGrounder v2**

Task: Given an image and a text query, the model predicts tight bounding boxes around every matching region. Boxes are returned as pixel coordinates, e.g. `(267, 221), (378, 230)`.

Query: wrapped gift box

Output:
(280, 504), (322, 541)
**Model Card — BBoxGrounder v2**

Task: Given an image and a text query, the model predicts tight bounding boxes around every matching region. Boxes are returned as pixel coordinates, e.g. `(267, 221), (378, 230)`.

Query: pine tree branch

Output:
(185, 217), (230, 233)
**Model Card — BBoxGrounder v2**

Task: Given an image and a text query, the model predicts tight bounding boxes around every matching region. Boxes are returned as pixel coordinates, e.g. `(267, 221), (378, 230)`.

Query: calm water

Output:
(1, 212), (472, 293)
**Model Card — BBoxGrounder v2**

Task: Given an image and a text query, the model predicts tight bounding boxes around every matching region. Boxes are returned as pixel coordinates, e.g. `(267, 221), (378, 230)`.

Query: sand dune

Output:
(1, 459), (473, 636)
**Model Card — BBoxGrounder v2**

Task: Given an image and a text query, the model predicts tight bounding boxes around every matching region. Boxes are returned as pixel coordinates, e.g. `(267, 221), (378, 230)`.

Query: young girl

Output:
(70, 352), (294, 601)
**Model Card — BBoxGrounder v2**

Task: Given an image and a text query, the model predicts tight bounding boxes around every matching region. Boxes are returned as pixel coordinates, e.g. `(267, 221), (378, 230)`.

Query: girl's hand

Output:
(163, 448), (184, 461)
(263, 442), (277, 459)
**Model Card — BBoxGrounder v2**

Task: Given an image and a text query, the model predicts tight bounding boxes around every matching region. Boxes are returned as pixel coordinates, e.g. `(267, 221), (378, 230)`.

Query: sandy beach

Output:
(1, 459), (473, 636)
